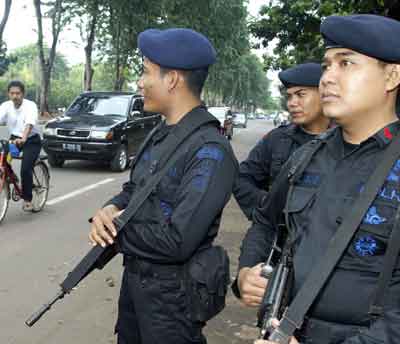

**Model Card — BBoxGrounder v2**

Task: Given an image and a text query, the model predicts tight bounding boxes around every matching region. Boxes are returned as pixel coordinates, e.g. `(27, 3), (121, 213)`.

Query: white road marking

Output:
(47, 178), (115, 205)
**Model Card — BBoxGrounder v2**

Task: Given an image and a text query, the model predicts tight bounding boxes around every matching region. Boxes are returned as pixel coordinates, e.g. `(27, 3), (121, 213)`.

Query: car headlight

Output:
(90, 130), (113, 140)
(43, 127), (57, 136)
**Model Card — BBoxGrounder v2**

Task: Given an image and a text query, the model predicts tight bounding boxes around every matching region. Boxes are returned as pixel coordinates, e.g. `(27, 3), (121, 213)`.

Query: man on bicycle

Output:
(0, 80), (42, 211)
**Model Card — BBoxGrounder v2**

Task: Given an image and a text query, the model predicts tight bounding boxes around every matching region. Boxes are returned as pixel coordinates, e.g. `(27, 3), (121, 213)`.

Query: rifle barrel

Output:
(25, 290), (65, 327)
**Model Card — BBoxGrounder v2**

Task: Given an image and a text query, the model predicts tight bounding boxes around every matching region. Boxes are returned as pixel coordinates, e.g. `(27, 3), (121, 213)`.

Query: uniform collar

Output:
(283, 124), (302, 141)
(373, 120), (400, 147)
(152, 120), (175, 144)
(151, 105), (216, 144)
(327, 120), (400, 160)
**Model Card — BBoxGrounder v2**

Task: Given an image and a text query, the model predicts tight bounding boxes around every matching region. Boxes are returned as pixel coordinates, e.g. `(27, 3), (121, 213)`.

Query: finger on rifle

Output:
(271, 318), (280, 328)
(89, 227), (107, 247)
(242, 275), (268, 296)
(88, 231), (97, 246)
(251, 274), (269, 289)
(241, 290), (264, 307)
(92, 217), (114, 246)
(99, 209), (117, 237)
(240, 297), (263, 307)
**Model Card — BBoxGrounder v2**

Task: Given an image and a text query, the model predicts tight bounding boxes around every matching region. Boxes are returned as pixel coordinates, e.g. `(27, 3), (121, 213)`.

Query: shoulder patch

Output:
(387, 159), (400, 182)
(196, 146), (224, 161)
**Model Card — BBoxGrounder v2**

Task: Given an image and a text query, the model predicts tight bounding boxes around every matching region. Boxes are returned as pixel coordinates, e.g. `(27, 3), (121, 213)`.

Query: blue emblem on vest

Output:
(354, 236), (378, 256)
(387, 159), (400, 182)
(363, 206), (386, 225)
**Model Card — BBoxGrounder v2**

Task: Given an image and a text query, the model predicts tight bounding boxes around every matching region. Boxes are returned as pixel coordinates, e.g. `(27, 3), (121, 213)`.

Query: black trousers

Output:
(116, 260), (206, 344)
(11, 134), (42, 202)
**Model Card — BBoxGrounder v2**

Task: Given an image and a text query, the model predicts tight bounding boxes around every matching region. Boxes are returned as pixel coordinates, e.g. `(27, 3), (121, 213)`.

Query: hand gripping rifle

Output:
(257, 234), (293, 340)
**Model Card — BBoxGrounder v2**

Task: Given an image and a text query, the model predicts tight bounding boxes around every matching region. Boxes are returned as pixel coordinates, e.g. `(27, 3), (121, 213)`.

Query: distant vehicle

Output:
(43, 92), (162, 172)
(273, 112), (290, 127)
(247, 113), (255, 120)
(208, 106), (234, 140)
(265, 113), (275, 120)
(233, 113), (247, 128)
(256, 113), (265, 119)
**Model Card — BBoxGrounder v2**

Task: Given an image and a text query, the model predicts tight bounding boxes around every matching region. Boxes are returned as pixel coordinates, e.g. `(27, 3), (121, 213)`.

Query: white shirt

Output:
(0, 99), (40, 138)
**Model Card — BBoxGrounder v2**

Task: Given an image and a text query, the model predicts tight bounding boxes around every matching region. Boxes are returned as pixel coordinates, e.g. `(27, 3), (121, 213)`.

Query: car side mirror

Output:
(130, 110), (141, 118)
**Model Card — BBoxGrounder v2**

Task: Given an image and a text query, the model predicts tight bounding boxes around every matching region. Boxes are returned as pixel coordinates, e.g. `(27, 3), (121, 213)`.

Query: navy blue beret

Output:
(321, 14), (400, 62)
(138, 28), (216, 70)
(278, 63), (322, 88)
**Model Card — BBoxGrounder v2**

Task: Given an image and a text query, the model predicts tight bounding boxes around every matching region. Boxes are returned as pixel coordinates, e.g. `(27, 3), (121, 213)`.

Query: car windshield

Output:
(66, 95), (130, 117)
(236, 114), (245, 120)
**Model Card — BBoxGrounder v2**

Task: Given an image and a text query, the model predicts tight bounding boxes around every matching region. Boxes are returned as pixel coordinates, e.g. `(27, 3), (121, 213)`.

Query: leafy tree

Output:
(0, 0), (12, 76)
(1, 44), (74, 108)
(33, 0), (75, 113)
(251, 0), (400, 71)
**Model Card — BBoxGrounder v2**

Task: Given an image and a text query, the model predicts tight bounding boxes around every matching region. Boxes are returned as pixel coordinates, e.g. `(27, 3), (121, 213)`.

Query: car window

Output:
(130, 98), (144, 118)
(208, 107), (228, 124)
(67, 95), (130, 117)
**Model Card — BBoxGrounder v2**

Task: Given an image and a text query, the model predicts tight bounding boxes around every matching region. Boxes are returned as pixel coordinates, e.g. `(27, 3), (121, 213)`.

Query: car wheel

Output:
(48, 154), (65, 168)
(110, 145), (128, 172)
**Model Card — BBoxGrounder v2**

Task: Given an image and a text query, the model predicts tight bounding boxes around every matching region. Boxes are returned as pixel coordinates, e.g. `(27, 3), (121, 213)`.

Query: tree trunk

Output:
(39, 65), (51, 115)
(83, 2), (98, 91)
(113, 20), (123, 91)
(0, 0), (12, 46)
(33, 0), (63, 114)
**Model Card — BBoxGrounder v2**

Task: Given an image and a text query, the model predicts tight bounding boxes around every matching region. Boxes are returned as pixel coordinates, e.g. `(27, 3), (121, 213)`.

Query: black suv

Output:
(43, 92), (161, 171)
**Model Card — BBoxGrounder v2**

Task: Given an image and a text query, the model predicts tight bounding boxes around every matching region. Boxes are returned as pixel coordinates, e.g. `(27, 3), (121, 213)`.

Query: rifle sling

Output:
(276, 132), (400, 339)
(114, 110), (217, 230)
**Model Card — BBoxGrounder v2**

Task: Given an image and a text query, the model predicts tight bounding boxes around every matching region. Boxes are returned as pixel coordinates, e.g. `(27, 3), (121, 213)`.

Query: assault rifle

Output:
(257, 234), (293, 339)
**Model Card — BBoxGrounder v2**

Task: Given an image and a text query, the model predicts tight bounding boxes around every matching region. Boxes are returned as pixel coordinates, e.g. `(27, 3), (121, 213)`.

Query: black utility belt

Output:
(123, 255), (184, 279)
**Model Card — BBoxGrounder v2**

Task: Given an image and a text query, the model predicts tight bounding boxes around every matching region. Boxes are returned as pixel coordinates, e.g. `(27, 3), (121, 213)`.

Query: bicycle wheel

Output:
(0, 178), (10, 223)
(31, 161), (50, 212)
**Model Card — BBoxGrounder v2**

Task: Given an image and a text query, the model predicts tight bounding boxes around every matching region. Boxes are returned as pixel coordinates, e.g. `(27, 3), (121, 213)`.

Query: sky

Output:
(0, 0), (280, 96)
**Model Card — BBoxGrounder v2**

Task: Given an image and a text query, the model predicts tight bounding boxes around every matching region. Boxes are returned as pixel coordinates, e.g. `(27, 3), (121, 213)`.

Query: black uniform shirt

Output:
(240, 122), (400, 343)
(233, 124), (316, 220)
(107, 107), (238, 264)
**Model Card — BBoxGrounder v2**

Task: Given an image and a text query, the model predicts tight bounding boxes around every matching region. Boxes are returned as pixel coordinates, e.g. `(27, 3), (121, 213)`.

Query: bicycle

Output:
(0, 139), (50, 222)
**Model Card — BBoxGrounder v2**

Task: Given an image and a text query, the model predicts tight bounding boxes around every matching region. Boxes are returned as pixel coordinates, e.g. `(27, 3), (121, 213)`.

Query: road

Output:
(0, 119), (274, 344)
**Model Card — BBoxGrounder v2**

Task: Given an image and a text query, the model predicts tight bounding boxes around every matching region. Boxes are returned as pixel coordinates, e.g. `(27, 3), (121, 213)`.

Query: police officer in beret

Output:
(233, 63), (329, 220)
(89, 28), (238, 344)
(247, 13), (400, 344)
